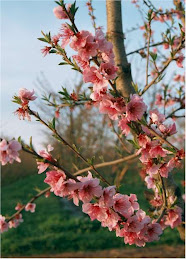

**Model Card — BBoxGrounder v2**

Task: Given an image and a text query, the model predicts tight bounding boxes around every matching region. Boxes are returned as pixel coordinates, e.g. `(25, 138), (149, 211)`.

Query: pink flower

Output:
(159, 163), (173, 178)
(9, 214), (23, 229)
(138, 134), (151, 148)
(95, 29), (115, 63)
(53, 4), (71, 19)
(78, 37), (98, 61)
(60, 24), (74, 48)
(144, 223), (162, 242)
(83, 66), (108, 90)
(55, 178), (81, 197)
(173, 74), (181, 81)
(82, 203), (107, 221)
(136, 209), (151, 225)
(149, 145), (167, 158)
(73, 55), (89, 69)
(15, 203), (23, 211)
(55, 109), (60, 118)
(128, 194), (139, 213)
(164, 206), (182, 229)
(45, 191), (51, 198)
(146, 164), (161, 176)
(70, 31), (90, 50)
(173, 38), (180, 49)
(176, 55), (184, 68)
(159, 123), (177, 136)
(95, 29), (107, 52)
(163, 43), (169, 49)
(124, 215), (144, 233)
(145, 176), (156, 189)
(101, 44), (115, 63)
(0, 139), (21, 166)
(155, 93), (164, 106)
(149, 109), (165, 124)
(52, 34), (60, 45)
(90, 88), (107, 101)
(101, 209), (120, 230)
(41, 46), (51, 56)
(14, 107), (31, 121)
(18, 88), (37, 105)
(70, 30), (98, 60)
(100, 96), (126, 120)
(25, 203), (36, 213)
(67, 189), (80, 206)
(78, 172), (103, 203)
(100, 62), (118, 80)
(113, 194), (132, 218)
(37, 145), (55, 174)
(44, 170), (66, 191)
(150, 195), (163, 207)
(99, 186), (116, 208)
(118, 116), (130, 136)
(126, 95), (147, 121)
(0, 215), (9, 233)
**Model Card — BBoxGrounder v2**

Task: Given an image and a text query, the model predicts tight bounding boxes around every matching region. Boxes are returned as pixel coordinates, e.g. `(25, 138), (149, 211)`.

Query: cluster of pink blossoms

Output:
(0, 139), (22, 166)
(43, 169), (163, 247)
(0, 202), (36, 233)
(45, 13), (148, 130)
(136, 109), (184, 223)
(14, 88), (37, 120)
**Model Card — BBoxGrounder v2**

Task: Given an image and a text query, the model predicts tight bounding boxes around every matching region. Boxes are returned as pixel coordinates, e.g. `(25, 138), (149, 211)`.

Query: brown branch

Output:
(140, 39), (185, 95)
(74, 153), (138, 176)
(146, 125), (178, 151)
(145, 21), (152, 86)
(109, 119), (131, 154)
(166, 106), (184, 119)
(126, 41), (164, 56)
(28, 108), (111, 186)
(7, 187), (51, 222)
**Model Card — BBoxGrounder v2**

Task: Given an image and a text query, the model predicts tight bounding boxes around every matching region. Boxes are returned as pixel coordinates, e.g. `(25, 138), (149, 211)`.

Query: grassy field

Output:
(1, 169), (184, 257)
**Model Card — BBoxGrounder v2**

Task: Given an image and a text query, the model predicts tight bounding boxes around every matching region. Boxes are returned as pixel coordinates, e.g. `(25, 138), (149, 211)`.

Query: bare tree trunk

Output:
(106, 0), (185, 240)
(106, 0), (135, 97)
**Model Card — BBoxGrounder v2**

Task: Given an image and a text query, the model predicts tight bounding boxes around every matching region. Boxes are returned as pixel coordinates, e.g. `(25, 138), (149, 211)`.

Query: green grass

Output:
(1, 169), (184, 257)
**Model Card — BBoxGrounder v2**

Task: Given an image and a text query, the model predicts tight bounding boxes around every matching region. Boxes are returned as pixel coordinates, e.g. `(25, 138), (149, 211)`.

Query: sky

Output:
(1, 0), (175, 149)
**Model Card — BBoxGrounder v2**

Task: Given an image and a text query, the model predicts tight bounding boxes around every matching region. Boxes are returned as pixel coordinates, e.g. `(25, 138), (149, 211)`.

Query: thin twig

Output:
(166, 106), (184, 119)
(110, 119), (131, 154)
(7, 187), (51, 222)
(74, 153), (138, 176)
(145, 20), (152, 86)
(126, 41), (164, 56)
(146, 125), (178, 151)
(140, 39), (185, 96)
(28, 108), (111, 186)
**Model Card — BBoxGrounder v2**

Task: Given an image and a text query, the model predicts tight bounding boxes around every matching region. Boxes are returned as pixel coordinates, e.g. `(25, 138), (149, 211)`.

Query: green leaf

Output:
(149, 51), (157, 61)
(131, 82), (139, 93)
(163, 146), (176, 154)
(49, 49), (57, 54)
(29, 136), (33, 150)
(58, 62), (68, 65)
(72, 144), (78, 153)
(70, 1), (79, 17)
(48, 118), (56, 130)
(37, 37), (49, 43)
(127, 139), (139, 149)
(54, 1), (62, 6)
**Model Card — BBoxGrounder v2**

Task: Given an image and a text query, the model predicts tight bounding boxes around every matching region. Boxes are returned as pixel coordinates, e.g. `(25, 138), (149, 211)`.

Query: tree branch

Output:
(74, 153), (138, 176)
